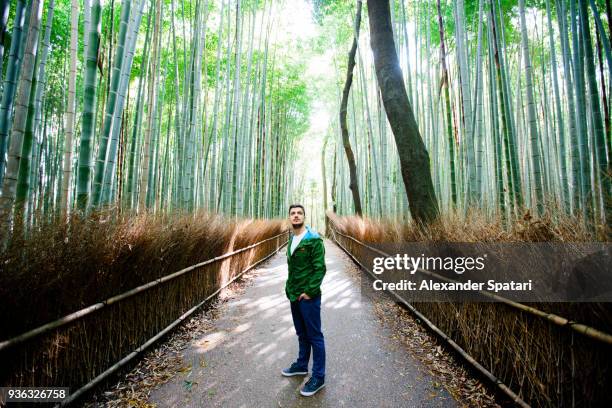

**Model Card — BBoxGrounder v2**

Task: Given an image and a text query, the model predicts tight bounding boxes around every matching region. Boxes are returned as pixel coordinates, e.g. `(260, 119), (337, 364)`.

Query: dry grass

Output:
(0, 210), (230, 337)
(328, 210), (611, 407)
(0, 209), (287, 396)
(328, 207), (597, 243)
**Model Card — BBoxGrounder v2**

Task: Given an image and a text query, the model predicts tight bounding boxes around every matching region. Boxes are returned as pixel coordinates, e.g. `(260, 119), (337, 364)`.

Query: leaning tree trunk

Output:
(367, 0), (439, 224)
(339, 0), (363, 216)
(102, 0), (146, 205)
(92, 0), (133, 207)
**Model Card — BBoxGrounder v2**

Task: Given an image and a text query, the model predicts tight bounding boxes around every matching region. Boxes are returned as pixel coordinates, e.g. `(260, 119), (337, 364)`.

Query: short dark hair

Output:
(288, 204), (305, 215)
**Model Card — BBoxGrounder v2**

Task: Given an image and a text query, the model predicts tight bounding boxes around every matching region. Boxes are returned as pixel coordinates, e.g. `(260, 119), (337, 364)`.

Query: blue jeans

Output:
(290, 295), (325, 379)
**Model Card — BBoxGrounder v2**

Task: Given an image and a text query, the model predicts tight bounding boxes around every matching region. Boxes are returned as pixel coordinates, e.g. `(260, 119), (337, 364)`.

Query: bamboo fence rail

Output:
(0, 231), (288, 351)
(0, 230), (289, 406)
(58, 234), (288, 406)
(327, 215), (612, 406)
(328, 224), (612, 344)
(328, 223), (530, 408)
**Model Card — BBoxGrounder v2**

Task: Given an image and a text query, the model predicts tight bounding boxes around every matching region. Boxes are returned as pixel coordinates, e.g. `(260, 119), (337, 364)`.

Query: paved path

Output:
(149, 240), (458, 407)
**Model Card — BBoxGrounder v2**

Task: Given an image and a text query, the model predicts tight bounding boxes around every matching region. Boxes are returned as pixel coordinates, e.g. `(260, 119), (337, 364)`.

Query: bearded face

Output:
(289, 207), (305, 229)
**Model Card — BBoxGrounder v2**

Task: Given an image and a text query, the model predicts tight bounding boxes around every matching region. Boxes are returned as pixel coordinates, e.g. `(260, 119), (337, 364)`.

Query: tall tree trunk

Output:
(331, 143), (338, 213)
(579, 0), (611, 237)
(367, 0), (439, 224)
(14, 50), (40, 224)
(454, 0), (476, 205)
(557, 0), (581, 213)
(570, 0), (591, 217)
(0, 0), (10, 76)
(322, 137), (329, 229)
(101, 0), (141, 204)
(589, 0), (612, 169)
(519, 0), (544, 214)
(76, 0), (102, 211)
(473, 0), (485, 202)
(436, 0), (457, 207)
(487, 16), (506, 217)
(139, 0), (162, 212)
(0, 0), (43, 240)
(546, 0), (569, 210)
(16, 0), (55, 224)
(339, 0), (363, 216)
(61, 0), (79, 214)
(0, 0), (26, 184)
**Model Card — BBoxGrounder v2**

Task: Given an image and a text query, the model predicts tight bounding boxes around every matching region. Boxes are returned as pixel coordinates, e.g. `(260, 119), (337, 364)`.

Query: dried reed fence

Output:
(0, 211), (288, 405)
(327, 212), (612, 408)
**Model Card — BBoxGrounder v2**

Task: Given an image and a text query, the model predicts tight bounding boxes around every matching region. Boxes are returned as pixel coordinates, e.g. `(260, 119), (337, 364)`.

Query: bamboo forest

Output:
(0, 0), (608, 232)
(1, 0), (611, 406)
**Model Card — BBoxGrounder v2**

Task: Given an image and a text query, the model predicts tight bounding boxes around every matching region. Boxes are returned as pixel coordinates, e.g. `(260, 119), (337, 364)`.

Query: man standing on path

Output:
(281, 204), (327, 397)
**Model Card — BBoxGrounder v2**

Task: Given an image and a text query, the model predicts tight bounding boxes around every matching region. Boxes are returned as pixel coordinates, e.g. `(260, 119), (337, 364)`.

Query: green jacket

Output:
(285, 227), (326, 302)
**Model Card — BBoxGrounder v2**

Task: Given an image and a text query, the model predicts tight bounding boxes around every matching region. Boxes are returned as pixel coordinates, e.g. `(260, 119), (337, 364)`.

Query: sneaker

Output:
(281, 363), (308, 377)
(300, 376), (325, 396)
